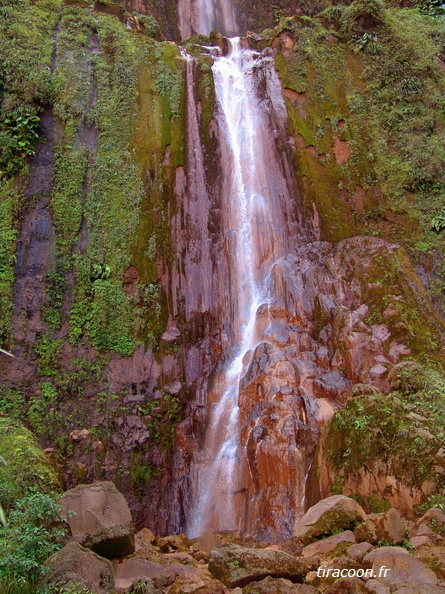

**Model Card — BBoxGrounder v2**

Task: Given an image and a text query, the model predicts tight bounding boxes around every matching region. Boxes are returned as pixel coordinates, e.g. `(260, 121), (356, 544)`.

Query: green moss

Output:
(325, 363), (445, 489)
(0, 418), (62, 513)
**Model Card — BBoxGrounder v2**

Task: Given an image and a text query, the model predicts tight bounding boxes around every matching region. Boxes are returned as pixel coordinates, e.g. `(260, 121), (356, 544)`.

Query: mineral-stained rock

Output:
(363, 546), (438, 590)
(294, 495), (366, 544)
(302, 530), (355, 557)
(355, 509), (406, 545)
(208, 543), (307, 587)
(46, 541), (114, 593)
(59, 481), (134, 558)
(242, 576), (320, 593)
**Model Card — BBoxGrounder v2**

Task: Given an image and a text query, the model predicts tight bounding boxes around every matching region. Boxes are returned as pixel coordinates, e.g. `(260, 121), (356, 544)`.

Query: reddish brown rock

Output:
(46, 541), (114, 593)
(347, 541), (373, 560)
(112, 558), (174, 591)
(355, 509), (406, 545)
(294, 496), (366, 544)
(324, 577), (368, 593)
(363, 546), (438, 590)
(301, 530), (356, 557)
(59, 481), (134, 558)
(208, 543), (307, 588)
(243, 576), (320, 593)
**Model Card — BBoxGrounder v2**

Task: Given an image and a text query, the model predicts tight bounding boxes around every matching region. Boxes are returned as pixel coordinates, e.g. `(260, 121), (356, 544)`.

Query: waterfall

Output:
(178, 0), (238, 39)
(187, 38), (301, 538)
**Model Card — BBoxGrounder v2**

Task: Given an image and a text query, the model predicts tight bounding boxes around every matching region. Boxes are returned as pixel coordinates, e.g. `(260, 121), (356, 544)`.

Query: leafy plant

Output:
(0, 493), (68, 592)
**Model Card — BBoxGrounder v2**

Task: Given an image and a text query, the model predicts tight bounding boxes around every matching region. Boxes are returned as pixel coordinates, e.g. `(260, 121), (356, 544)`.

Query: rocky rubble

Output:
(46, 485), (445, 593)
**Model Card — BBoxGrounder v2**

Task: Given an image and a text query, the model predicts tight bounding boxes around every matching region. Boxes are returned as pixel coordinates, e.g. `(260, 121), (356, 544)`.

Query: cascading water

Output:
(178, 0), (238, 39)
(187, 38), (302, 538)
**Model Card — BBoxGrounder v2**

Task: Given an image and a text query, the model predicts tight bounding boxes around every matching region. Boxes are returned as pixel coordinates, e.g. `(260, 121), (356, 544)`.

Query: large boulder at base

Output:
(46, 541), (114, 593)
(355, 509), (406, 545)
(243, 576), (320, 593)
(294, 496), (366, 544)
(363, 547), (438, 591)
(208, 543), (307, 588)
(59, 481), (134, 558)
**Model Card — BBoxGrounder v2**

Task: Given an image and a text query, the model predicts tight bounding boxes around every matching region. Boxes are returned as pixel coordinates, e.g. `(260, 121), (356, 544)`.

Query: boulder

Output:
(59, 481), (134, 558)
(193, 531), (226, 555)
(363, 546), (438, 591)
(113, 558), (174, 591)
(355, 509), (406, 545)
(324, 577), (369, 593)
(46, 541), (114, 593)
(242, 576), (320, 593)
(417, 508), (445, 532)
(302, 531), (356, 557)
(365, 580), (390, 593)
(294, 496), (366, 544)
(208, 543), (307, 588)
(393, 587), (445, 593)
(347, 542), (373, 560)
(126, 577), (162, 594)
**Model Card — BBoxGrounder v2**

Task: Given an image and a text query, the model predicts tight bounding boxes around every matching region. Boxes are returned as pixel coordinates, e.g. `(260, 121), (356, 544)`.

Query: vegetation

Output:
(325, 362), (445, 493)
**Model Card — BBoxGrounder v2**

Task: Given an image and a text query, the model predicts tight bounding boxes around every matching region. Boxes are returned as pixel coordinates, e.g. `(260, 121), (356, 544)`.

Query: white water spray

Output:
(188, 39), (295, 537)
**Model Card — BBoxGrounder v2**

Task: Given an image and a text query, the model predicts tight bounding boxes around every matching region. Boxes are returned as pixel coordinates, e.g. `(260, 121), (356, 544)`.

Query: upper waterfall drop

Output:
(178, 0), (239, 39)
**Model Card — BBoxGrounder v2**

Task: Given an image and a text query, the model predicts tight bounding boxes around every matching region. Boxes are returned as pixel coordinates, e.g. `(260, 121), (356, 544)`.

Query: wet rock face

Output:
(170, 230), (445, 540)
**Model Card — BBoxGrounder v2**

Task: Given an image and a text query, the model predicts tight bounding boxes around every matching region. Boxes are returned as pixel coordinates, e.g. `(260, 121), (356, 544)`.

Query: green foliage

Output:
(0, 492), (68, 592)
(431, 209), (445, 232)
(139, 393), (183, 449)
(414, 494), (445, 516)
(0, 0), (60, 178)
(0, 180), (20, 343)
(0, 418), (61, 513)
(0, 110), (40, 177)
(326, 363), (445, 490)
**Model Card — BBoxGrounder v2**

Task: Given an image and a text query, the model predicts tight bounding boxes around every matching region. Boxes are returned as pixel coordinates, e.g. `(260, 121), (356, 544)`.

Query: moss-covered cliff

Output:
(2, 0), (445, 532)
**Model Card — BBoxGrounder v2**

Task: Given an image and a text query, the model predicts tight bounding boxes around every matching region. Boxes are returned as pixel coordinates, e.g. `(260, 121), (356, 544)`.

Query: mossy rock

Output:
(0, 417), (62, 511)
(293, 495), (366, 544)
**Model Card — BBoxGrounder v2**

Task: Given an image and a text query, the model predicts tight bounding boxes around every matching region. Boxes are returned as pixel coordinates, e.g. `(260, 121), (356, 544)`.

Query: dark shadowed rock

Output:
(208, 543), (307, 587)
(242, 576), (320, 592)
(59, 481), (134, 558)
(46, 541), (114, 593)
(294, 495), (366, 544)
(355, 509), (406, 545)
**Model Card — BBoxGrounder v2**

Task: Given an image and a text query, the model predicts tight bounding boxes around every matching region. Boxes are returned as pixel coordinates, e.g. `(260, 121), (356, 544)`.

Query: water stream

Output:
(187, 38), (299, 537)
